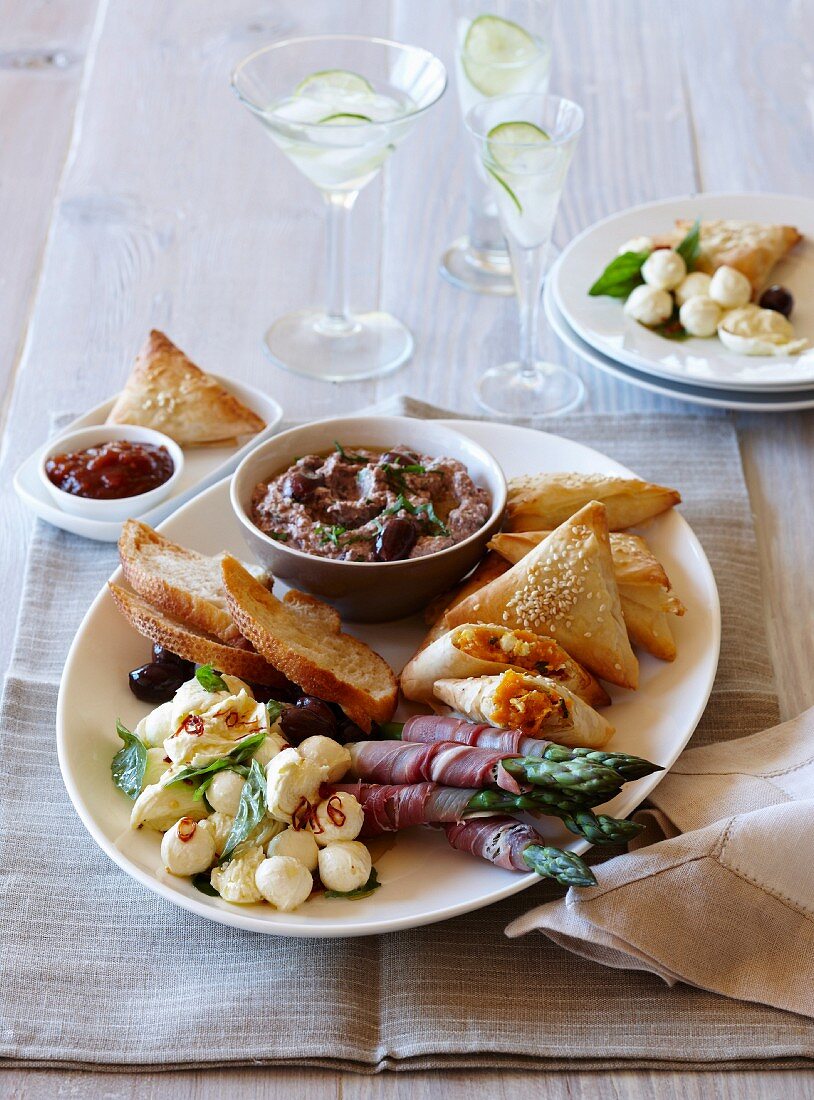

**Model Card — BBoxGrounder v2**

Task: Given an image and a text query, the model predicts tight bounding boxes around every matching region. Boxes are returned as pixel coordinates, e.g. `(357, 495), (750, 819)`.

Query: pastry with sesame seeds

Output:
(489, 530), (685, 661)
(400, 624), (609, 708)
(505, 472), (680, 532)
(433, 670), (614, 748)
(444, 501), (639, 690)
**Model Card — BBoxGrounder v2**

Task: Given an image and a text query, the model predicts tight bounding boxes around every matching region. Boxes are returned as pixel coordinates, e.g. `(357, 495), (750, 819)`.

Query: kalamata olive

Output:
(283, 471), (321, 501)
(279, 695), (338, 743)
(248, 680), (302, 705)
(374, 516), (419, 562)
(151, 644), (194, 675)
(334, 716), (367, 743)
(380, 449), (421, 466)
(128, 662), (187, 704)
(758, 285), (793, 318)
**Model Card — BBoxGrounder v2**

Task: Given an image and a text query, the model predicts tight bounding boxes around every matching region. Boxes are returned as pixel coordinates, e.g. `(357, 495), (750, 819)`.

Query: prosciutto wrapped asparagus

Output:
(346, 739), (623, 800)
(398, 714), (661, 781)
(444, 817), (596, 887)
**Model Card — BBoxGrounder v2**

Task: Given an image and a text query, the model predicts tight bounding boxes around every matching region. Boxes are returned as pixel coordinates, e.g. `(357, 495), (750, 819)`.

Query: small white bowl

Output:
(231, 415), (507, 622)
(39, 424), (184, 522)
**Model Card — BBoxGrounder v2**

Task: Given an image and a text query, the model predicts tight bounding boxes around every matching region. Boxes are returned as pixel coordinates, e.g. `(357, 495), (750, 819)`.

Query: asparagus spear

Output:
(537, 743), (662, 781)
(501, 755), (623, 799)
(522, 845), (597, 888)
(553, 807), (643, 846)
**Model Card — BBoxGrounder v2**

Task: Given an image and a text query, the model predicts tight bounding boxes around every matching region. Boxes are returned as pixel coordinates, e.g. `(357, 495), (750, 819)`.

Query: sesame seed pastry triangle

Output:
(444, 501), (639, 690)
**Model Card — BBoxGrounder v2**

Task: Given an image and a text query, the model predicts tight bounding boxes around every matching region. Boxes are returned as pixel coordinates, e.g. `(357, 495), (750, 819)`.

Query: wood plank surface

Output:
(2, 0), (814, 1094)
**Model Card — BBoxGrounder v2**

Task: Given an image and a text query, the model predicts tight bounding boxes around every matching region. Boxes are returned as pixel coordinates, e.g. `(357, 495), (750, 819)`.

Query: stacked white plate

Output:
(545, 193), (814, 412)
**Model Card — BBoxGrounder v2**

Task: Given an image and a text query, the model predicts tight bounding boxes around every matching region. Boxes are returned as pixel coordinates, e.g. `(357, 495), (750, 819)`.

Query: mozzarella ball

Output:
(206, 770), (245, 816)
(252, 725), (289, 767)
(318, 841), (372, 893)
(199, 811), (234, 855)
(617, 235), (654, 256)
(135, 700), (174, 747)
(160, 817), (216, 877)
(624, 284), (673, 326)
(265, 748), (324, 824)
(130, 773), (208, 832)
(641, 248), (686, 291)
(267, 827), (319, 871)
(210, 845), (265, 903)
(143, 747), (171, 788)
(709, 265), (751, 308)
(679, 295), (722, 337)
(255, 856), (313, 911)
(311, 792), (364, 847)
(298, 736), (351, 783)
(675, 271), (712, 306)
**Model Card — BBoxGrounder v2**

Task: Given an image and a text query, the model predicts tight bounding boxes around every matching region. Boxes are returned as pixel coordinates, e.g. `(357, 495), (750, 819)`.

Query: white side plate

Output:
(14, 376), (283, 542)
(57, 421), (720, 937)
(554, 192), (814, 392)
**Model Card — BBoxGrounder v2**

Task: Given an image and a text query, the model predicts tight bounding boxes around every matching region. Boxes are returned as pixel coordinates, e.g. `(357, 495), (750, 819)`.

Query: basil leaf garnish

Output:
(324, 867), (381, 900)
(196, 664), (228, 693)
(111, 719), (147, 800)
(192, 873), (219, 897)
(588, 250), (649, 298)
(266, 699), (284, 724)
(653, 306), (691, 341)
(334, 441), (368, 464)
(218, 760), (267, 866)
(166, 731), (267, 789)
(675, 218), (701, 269)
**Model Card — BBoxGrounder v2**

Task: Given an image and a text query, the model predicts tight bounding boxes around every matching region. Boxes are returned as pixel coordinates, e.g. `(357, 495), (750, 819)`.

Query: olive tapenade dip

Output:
(251, 443), (492, 562)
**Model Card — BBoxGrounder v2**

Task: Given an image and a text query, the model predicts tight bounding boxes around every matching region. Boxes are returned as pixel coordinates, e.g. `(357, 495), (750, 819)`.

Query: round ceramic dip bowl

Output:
(230, 415), (507, 622)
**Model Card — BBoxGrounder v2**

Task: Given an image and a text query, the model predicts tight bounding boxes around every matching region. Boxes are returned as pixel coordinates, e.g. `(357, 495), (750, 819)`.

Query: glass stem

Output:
(512, 242), (547, 378)
(321, 190), (359, 335)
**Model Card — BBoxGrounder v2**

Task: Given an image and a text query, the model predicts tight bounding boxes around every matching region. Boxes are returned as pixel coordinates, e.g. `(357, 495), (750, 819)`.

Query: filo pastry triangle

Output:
(444, 500), (639, 690)
(107, 330), (266, 446)
(505, 472), (680, 532)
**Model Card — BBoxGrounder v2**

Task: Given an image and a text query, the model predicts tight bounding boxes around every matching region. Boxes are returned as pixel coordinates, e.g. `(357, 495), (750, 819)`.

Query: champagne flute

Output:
(465, 92), (584, 417)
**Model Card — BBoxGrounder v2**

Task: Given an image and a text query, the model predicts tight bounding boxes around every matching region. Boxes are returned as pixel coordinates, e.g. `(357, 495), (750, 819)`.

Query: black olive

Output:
(128, 662), (187, 704)
(758, 285), (793, 318)
(374, 516), (419, 561)
(284, 471), (321, 501)
(380, 449), (421, 466)
(279, 695), (338, 743)
(248, 680), (302, 705)
(334, 715), (367, 743)
(151, 644), (194, 675)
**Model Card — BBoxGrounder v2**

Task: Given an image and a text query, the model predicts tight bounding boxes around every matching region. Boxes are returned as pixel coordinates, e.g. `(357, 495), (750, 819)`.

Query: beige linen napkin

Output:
(507, 707), (814, 1018)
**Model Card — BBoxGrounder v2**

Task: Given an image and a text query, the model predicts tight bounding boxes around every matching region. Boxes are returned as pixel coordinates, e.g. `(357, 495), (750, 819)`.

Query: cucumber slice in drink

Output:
(487, 167), (522, 214)
(486, 121), (551, 173)
(462, 15), (539, 96)
(317, 112), (374, 125)
(294, 70), (374, 97)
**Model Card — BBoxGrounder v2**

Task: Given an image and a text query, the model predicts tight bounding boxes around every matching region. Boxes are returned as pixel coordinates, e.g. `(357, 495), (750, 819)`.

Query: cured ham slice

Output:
(444, 817), (541, 872)
(402, 714), (551, 755)
(334, 782), (477, 836)
(346, 739), (526, 793)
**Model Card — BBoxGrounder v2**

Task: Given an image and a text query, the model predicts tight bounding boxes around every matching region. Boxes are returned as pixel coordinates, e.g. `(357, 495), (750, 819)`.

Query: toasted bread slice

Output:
(221, 555), (397, 732)
(106, 330), (266, 446)
(118, 520), (268, 644)
(108, 583), (289, 686)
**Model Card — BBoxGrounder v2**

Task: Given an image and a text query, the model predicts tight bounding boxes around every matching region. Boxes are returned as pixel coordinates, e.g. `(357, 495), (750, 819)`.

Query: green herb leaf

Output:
(111, 719), (148, 800)
(333, 441), (368, 464)
(218, 759), (267, 865)
(413, 500), (450, 536)
(166, 731), (267, 790)
(269, 531), (290, 542)
(196, 664), (228, 693)
(324, 867), (381, 900)
(675, 218), (701, 269)
(266, 699), (284, 724)
(588, 250), (649, 298)
(315, 523), (347, 547)
(653, 306), (691, 341)
(192, 873), (219, 897)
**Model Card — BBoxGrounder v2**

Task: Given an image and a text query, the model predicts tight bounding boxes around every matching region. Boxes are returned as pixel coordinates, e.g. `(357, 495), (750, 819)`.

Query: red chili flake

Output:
(225, 711), (239, 729)
(180, 714), (205, 737)
(326, 795), (346, 828)
(177, 818), (197, 842)
(293, 797), (316, 832)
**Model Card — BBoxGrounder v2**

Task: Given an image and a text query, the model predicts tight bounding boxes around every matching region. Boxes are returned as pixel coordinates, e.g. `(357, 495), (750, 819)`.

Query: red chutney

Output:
(45, 440), (174, 500)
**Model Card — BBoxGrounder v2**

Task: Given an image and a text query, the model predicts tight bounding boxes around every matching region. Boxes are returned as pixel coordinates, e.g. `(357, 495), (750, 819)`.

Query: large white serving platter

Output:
(57, 420), (720, 938)
(553, 192), (814, 392)
(13, 376), (283, 542)
(545, 274), (814, 412)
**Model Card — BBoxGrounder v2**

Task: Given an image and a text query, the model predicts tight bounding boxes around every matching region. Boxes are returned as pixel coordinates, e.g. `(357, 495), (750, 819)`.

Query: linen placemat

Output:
(3, 401), (810, 1073)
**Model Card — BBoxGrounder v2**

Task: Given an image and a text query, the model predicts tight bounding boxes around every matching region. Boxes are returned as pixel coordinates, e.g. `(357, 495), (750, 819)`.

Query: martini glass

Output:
(232, 36), (447, 381)
(465, 92), (584, 417)
(441, 1), (552, 297)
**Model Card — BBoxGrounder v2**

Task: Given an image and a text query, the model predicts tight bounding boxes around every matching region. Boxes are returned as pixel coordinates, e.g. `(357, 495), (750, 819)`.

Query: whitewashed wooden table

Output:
(2, 0), (814, 1095)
